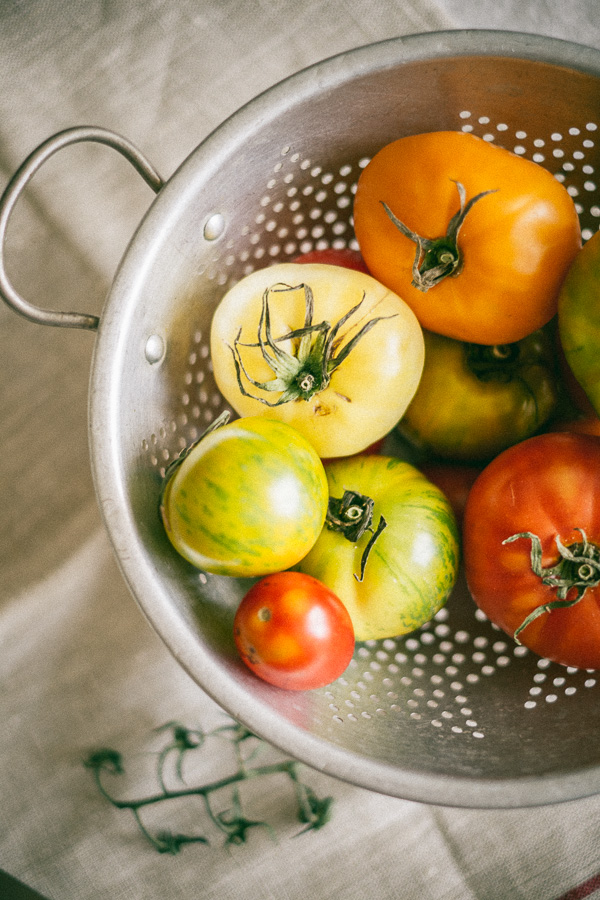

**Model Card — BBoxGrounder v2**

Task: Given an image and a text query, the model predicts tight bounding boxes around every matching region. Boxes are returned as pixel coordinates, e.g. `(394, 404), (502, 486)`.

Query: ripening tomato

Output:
(397, 327), (559, 461)
(420, 462), (481, 524)
(551, 413), (600, 437)
(210, 262), (424, 458)
(297, 454), (460, 641)
(354, 131), (581, 344)
(292, 246), (370, 272)
(233, 571), (355, 690)
(160, 416), (328, 576)
(558, 228), (600, 417)
(463, 432), (600, 669)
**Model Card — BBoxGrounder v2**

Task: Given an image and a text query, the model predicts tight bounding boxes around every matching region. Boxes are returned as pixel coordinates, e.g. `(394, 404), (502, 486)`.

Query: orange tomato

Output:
(354, 131), (581, 345)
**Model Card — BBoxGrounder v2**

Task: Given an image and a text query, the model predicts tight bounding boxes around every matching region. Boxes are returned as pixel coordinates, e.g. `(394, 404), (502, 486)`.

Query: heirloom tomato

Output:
(354, 131), (581, 344)
(558, 228), (600, 417)
(397, 327), (559, 461)
(210, 262), (424, 458)
(160, 416), (328, 576)
(297, 454), (460, 641)
(420, 462), (481, 524)
(233, 571), (355, 691)
(463, 432), (600, 669)
(292, 246), (370, 272)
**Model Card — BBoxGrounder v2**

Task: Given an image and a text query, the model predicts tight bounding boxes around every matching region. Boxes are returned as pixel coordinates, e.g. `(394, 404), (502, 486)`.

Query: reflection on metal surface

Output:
(14, 31), (598, 807)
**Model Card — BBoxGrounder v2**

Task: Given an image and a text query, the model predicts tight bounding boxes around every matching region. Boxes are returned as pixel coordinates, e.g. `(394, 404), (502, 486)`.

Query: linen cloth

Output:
(1, 2), (600, 898)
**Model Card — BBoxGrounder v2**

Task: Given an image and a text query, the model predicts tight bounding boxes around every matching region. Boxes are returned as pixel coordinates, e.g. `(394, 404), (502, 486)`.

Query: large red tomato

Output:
(463, 432), (600, 669)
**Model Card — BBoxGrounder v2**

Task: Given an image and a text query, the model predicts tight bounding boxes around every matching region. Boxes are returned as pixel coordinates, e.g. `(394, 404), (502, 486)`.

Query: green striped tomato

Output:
(160, 416), (328, 576)
(296, 455), (460, 641)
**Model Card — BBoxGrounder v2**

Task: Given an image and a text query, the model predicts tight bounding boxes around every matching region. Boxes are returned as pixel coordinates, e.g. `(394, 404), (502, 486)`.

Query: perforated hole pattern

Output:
(141, 109), (600, 740)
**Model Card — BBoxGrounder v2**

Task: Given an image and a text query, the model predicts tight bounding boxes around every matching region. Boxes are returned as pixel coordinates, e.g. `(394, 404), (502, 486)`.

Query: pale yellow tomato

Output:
(209, 263), (424, 458)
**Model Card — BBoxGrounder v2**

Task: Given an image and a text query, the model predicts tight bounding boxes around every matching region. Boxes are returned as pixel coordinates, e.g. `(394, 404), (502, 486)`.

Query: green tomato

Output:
(397, 328), (559, 462)
(160, 416), (328, 576)
(296, 455), (460, 641)
(558, 229), (600, 416)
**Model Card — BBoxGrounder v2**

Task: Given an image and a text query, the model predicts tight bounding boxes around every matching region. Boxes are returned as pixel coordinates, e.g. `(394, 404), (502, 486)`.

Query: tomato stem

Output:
(228, 281), (396, 406)
(326, 489), (387, 581)
(502, 528), (600, 641)
(381, 180), (496, 292)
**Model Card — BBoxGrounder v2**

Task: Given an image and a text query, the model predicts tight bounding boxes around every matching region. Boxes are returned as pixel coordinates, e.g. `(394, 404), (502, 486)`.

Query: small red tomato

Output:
(233, 571), (355, 690)
(292, 246), (370, 273)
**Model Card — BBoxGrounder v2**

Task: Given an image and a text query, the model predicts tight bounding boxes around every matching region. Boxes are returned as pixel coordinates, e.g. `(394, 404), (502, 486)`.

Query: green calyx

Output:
(381, 180), (496, 292)
(503, 529), (600, 642)
(229, 281), (395, 406)
(326, 489), (387, 582)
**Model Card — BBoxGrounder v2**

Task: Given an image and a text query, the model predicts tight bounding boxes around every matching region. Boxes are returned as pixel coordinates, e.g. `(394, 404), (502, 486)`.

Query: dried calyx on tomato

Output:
(503, 528), (600, 642)
(463, 432), (600, 670)
(381, 180), (496, 291)
(210, 262), (425, 458)
(325, 488), (387, 582)
(229, 281), (393, 405)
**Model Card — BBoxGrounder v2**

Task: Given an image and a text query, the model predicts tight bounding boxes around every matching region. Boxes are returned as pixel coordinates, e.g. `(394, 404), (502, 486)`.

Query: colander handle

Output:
(0, 126), (164, 330)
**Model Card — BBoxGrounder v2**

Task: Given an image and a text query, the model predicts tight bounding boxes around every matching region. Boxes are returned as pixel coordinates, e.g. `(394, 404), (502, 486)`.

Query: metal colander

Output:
(2, 30), (600, 809)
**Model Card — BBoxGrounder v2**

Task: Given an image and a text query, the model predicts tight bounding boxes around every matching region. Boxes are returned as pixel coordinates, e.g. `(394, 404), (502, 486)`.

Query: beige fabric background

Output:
(1, 2), (600, 898)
